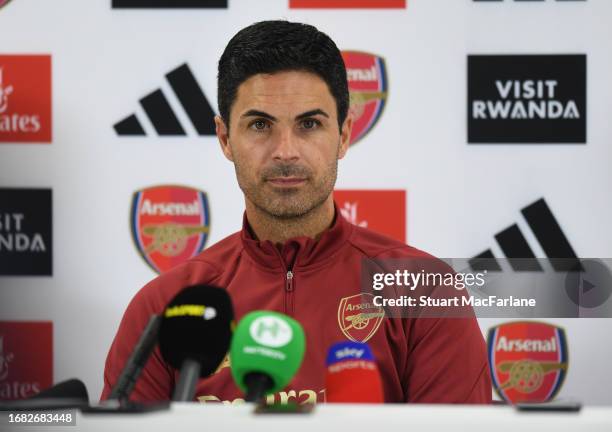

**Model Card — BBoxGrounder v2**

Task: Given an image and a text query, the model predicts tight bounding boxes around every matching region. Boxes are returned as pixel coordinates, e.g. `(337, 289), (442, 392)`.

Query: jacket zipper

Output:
(285, 269), (294, 316)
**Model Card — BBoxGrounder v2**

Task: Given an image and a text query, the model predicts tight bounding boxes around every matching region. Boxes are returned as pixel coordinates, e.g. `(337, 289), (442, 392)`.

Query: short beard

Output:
(234, 156), (338, 221)
(252, 178), (332, 220)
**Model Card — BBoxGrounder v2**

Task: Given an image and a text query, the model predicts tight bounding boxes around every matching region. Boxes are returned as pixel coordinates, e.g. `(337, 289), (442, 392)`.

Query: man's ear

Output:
(215, 115), (233, 162)
(338, 112), (353, 160)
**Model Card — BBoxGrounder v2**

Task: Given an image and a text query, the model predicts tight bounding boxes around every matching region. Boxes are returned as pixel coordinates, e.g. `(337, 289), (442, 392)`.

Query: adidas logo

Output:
(470, 198), (580, 272)
(114, 63), (216, 137)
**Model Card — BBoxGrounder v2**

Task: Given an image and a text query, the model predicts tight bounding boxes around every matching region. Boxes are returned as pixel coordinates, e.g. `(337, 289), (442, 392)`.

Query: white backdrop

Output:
(0, 0), (611, 404)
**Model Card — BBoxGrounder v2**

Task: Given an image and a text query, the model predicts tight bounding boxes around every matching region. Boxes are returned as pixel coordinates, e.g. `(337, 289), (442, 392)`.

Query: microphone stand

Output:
(172, 359), (201, 402)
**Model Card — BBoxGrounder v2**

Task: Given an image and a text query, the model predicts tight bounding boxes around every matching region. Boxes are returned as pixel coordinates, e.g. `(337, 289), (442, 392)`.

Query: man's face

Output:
(216, 70), (351, 219)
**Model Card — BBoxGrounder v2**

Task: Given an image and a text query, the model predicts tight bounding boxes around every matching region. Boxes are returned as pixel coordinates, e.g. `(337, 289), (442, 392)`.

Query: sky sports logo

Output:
(468, 55), (586, 143)
(114, 63), (216, 137)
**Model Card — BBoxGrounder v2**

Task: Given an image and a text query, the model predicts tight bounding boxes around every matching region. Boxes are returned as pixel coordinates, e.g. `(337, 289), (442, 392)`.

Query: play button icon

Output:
(565, 259), (612, 309)
(581, 278), (595, 294)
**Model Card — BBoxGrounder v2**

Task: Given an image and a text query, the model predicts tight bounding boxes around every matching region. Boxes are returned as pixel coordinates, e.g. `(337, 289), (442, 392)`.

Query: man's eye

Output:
(300, 119), (320, 130)
(250, 120), (269, 131)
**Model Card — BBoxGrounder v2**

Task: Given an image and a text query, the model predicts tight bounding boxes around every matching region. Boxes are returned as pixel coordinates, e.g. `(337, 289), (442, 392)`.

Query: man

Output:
(102, 20), (491, 404)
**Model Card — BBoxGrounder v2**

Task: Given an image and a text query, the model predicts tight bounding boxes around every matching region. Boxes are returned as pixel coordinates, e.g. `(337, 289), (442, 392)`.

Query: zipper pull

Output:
(285, 270), (294, 292)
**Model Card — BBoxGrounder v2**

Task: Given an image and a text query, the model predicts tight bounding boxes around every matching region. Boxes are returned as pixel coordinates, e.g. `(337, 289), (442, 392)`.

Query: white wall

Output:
(0, 0), (610, 404)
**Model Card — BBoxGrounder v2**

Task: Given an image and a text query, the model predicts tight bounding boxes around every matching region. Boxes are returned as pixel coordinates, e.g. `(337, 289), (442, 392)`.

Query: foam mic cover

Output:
(158, 285), (234, 378)
(230, 311), (305, 402)
(325, 341), (384, 403)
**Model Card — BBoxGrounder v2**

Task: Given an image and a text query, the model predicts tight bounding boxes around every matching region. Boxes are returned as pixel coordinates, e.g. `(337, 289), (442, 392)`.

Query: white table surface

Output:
(4, 403), (612, 432)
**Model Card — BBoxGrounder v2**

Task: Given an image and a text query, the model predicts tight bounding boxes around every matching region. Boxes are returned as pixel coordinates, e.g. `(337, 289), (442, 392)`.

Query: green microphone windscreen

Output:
(230, 311), (305, 398)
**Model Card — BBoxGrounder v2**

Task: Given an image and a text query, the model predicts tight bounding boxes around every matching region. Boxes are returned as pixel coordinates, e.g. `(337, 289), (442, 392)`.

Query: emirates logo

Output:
(0, 337), (14, 381)
(0, 68), (14, 114)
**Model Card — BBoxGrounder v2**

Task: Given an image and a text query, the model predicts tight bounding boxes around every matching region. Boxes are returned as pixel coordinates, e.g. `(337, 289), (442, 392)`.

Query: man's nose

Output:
(271, 127), (300, 162)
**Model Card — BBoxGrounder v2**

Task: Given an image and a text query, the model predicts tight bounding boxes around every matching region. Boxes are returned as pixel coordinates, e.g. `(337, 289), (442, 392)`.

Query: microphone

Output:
(158, 285), (234, 402)
(230, 311), (305, 402)
(0, 379), (89, 410)
(108, 314), (162, 402)
(325, 341), (384, 403)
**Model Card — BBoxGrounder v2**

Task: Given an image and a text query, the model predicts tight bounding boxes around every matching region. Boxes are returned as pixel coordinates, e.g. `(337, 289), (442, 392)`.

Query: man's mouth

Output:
(266, 177), (307, 187)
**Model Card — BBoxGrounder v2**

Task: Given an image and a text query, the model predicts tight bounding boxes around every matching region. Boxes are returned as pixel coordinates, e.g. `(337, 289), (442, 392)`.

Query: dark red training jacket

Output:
(102, 207), (491, 404)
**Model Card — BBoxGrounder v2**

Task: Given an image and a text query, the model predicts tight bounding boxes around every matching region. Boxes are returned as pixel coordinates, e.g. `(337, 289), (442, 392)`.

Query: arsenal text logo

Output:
(342, 51), (388, 146)
(488, 321), (568, 403)
(337, 293), (384, 343)
(130, 185), (210, 273)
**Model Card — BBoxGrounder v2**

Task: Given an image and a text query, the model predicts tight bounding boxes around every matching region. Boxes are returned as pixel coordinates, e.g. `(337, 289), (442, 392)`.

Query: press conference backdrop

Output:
(0, 0), (611, 404)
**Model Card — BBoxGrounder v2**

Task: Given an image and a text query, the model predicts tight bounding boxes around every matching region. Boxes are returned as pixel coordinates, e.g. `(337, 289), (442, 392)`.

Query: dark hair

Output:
(217, 20), (349, 131)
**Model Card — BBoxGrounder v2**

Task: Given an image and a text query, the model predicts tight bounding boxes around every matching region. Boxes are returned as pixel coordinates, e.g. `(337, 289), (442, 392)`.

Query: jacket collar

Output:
(240, 202), (353, 271)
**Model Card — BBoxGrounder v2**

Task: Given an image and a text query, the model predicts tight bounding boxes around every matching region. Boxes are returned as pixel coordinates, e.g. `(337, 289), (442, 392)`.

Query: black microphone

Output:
(158, 285), (234, 402)
(0, 379), (89, 410)
(108, 314), (162, 402)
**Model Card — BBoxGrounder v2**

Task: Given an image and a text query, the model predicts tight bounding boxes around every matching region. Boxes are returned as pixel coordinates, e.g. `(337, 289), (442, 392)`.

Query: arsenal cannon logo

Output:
(488, 321), (568, 403)
(131, 185), (210, 273)
(338, 294), (385, 343)
(341, 51), (388, 147)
